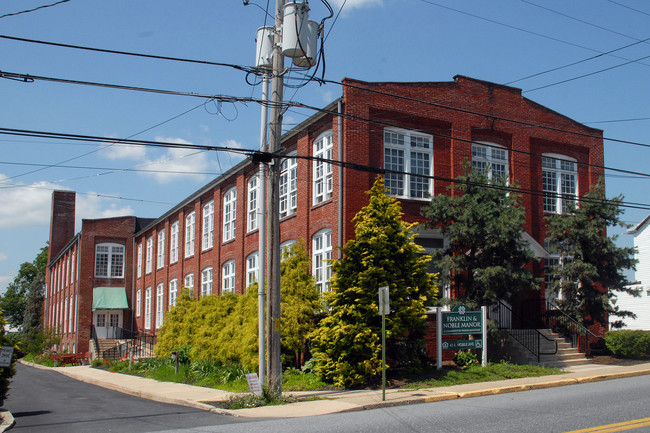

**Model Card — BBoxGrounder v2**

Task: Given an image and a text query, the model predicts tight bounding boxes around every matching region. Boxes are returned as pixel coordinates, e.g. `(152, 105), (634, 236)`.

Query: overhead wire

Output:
(0, 0), (70, 19)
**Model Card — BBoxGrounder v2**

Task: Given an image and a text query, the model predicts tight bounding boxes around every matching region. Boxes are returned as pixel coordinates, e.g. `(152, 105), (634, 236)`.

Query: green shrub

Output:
(453, 350), (478, 368)
(605, 330), (650, 359)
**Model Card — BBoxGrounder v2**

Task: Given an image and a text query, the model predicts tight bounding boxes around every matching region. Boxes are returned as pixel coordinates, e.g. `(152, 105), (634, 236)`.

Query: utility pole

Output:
(266, 0), (285, 396)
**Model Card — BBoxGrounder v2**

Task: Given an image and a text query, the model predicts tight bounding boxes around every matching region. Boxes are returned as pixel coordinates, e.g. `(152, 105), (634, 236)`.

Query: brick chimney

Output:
(48, 191), (76, 265)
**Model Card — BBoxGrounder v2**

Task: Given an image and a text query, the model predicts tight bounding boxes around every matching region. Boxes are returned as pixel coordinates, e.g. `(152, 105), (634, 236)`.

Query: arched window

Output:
(313, 229), (332, 294)
(471, 142), (508, 182)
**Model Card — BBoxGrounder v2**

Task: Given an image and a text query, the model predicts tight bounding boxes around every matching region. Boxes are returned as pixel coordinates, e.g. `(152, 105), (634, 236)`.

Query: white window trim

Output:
(222, 260), (236, 294)
(471, 142), (509, 183)
(170, 221), (179, 264)
(280, 240), (297, 261)
(157, 230), (165, 269)
(313, 229), (333, 294)
(313, 131), (334, 205)
(223, 188), (237, 242)
(146, 237), (153, 274)
(136, 289), (142, 317)
(202, 201), (214, 250)
(169, 279), (178, 309)
(201, 267), (213, 297)
(542, 154), (578, 214)
(184, 273), (194, 293)
(280, 154), (298, 218)
(95, 243), (125, 278)
(247, 174), (260, 233)
(156, 283), (164, 328)
(144, 287), (152, 330)
(137, 242), (143, 278)
(185, 211), (196, 258)
(383, 127), (433, 200)
(246, 252), (259, 287)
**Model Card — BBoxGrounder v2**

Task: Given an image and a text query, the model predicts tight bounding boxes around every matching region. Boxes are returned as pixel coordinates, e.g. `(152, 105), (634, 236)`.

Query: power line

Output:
(0, 0), (70, 19)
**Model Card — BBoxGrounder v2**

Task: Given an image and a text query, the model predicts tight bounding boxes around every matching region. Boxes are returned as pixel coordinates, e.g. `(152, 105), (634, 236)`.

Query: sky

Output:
(2, 0), (650, 292)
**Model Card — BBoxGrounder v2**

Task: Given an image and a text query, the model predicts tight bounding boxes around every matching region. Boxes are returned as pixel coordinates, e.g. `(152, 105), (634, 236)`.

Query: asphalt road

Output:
(6, 363), (253, 433)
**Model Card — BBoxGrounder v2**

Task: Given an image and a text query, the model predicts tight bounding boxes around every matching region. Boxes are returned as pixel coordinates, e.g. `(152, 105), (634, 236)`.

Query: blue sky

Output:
(2, 0), (650, 292)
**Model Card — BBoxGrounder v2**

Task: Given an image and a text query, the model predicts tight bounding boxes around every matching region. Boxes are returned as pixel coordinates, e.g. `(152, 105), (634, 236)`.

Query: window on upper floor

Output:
(472, 142), (508, 182)
(157, 230), (165, 269)
(201, 267), (213, 297)
(248, 174), (260, 233)
(542, 155), (577, 214)
(202, 201), (214, 250)
(137, 242), (143, 278)
(314, 131), (333, 205)
(280, 240), (297, 261)
(384, 128), (433, 199)
(313, 229), (332, 295)
(185, 211), (195, 258)
(170, 221), (179, 264)
(146, 237), (153, 274)
(280, 155), (298, 218)
(184, 273), (194, 292)
(246, 252), (259, 288)
(222, 260), (236, 294)
(95, 243), (125, 278)
(136, 289), (142, 317)
(223, 188), (237, 242)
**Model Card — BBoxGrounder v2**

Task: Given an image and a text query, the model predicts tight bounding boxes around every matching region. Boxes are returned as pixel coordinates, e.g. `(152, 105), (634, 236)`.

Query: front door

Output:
(94, 310), (123, 339)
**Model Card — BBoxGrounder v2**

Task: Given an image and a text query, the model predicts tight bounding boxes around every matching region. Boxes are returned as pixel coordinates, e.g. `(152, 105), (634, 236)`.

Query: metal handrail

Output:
(489, 301), (558, 363)
(540, 299), (602, 356)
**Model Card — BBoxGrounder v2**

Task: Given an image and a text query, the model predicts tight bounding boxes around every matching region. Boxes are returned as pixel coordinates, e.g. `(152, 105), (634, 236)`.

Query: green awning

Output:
(92, 287), (129, 311)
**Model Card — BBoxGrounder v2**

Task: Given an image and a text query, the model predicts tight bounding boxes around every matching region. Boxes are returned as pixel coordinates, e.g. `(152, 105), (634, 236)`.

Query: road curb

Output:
(0, 409), (15, 432)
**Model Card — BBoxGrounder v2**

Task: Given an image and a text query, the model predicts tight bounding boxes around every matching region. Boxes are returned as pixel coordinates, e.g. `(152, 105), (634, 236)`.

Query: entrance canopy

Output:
(92, 287), (128, 311)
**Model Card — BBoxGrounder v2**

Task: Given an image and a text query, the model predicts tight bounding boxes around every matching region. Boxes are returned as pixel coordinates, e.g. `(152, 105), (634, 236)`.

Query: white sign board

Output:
(0, 346), (14, 368)
(378, 286), (390, 316)
(246, 373), (263, 396)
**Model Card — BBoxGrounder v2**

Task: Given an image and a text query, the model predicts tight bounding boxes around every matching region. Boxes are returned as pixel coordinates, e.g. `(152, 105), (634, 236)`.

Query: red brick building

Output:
(45, 76), (604, 358)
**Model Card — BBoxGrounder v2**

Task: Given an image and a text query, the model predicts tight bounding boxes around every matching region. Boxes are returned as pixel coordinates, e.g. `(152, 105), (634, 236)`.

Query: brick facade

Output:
(45, 76), (605, 359)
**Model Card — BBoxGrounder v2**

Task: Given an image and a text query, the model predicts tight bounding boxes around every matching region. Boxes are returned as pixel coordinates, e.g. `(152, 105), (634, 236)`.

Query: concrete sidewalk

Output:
(19, 360), (650, 419)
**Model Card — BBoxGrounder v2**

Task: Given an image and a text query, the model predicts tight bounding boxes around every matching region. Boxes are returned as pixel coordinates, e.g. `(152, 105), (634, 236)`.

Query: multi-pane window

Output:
(313, 229), (333, 294)
(136, 289), (142, 317)
(280, 155), (298, 218)
(170, 221), (179, 264)
(95, 243), (125, 278)
(185, 212), (195, 258)
(222, 260), (236, 294)
(184, 273), (194, 293)
(201, 267), (213, 297)
(109, 313), (119, 328)
(248, 174), (259, 232)
(314, 131), (333, 204)
(384, 128), (433, 199)
(223, 188), (237, 242)
(280, 240), (297, 260)
(544, 257), (560, 291)
(146, 237), (153, 274)
(156, 283), (164, 328)
(169, 279), (178, 309)
(246, 252), (259, 287)
(202, 201), (214, 250)
(96, 313), (106, 328)
(472, 143), (508, 182)
(157, 230), (165, 269)
(542, 155), (577, 214)
(137, 242), (143, 277)
(144, 287), (152, 330)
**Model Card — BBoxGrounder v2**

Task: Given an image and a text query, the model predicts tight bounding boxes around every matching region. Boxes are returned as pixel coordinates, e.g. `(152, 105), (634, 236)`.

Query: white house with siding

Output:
(617, 215), (650, 330)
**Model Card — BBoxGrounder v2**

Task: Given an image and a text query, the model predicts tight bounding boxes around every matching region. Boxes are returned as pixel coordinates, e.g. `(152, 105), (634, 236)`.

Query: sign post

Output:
(378, 286), (389, 401)
(0, 346), (13, 368)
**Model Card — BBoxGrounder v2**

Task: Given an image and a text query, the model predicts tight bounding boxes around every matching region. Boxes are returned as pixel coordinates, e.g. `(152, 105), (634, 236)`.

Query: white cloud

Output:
(0, 253), (7, 262)
(329, 0), (382, 11)
(99, 142), (147, 160)
(0, 174), (133, 230)
(322, 90), (336, 103)
(139, 137), (212, 183)
(0, 176), (62, 229)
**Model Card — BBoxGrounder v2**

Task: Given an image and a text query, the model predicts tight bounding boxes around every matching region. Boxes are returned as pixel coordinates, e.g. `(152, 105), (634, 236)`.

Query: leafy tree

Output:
(545, 179), (638, 328)
(280, 241), (321, 367)
(1, 245), (48, 331)
(0, 309), (17, 402)
(310, 177), (438, 388)
(423, 165), (539, 306)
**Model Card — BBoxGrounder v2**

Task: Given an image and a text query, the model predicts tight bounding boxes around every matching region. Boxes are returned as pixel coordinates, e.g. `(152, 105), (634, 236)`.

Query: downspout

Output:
(131, 232), (136, 335)
(337, 99), (343, 255)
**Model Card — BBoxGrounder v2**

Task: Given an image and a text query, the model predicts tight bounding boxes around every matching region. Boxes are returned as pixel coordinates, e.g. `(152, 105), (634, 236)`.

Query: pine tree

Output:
(310, 177), (438, 388)
(423, 165), (539, 306)
(545, 179), (638, 328)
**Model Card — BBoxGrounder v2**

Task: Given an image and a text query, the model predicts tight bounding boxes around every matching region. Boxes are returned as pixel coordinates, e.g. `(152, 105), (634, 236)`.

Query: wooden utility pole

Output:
(266, 0), (285, 396)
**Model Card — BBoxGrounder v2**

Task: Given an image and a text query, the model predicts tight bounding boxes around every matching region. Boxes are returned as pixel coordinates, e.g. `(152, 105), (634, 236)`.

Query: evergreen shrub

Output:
(605, 330), (650, 359)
